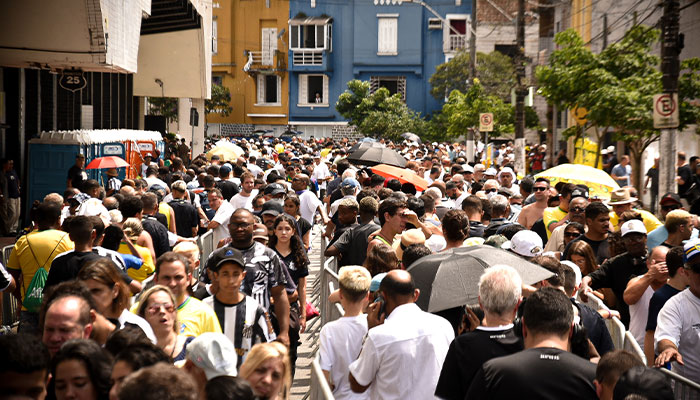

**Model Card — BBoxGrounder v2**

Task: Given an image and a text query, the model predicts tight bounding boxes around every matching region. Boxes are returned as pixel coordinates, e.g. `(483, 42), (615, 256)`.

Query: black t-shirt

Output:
(142, 215), (170, 258)
(645, 283), (682, 332)
(332, 222), (380, 268)
(575, 300), (614, 356)
(168, 199), (199, 238)
(275, 249), (309, 287)
(587, 252), (647, 327)
(564, 234), (610, 265)
(216, 180), (240, 201)
(67, 165), (86, 191)
(678, 164), (693, 197)
(296, 216), (312, 239)
(45, 251), (104, 290)
(466, 347), (597, 400)
(328, 222), (357, 247)
(530, 218), (549, 246)
(484, 218), (508, 238)
(435, 327), (523, 400)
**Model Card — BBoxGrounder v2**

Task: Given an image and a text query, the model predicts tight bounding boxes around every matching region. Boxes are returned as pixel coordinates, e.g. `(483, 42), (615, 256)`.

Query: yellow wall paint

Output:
(209, 0), (289, 126)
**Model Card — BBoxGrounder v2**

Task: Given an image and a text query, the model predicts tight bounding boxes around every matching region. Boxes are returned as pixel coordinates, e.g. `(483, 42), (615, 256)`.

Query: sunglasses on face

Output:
(564, 231), (581, 238)
(486, 188), (498, 193)
(570, 207), (586, 213)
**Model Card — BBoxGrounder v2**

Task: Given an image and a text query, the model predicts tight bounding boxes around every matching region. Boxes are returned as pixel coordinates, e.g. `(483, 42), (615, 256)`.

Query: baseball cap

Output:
(143, 152), (152, 158)
(660, 192), (682, 205)
(214, 252), (245, 272)
(253, 223), (269, 241)
(341, 178), (360, 190)
(484, 167), (498, 176)
(683, 238), (700, 266)
(370, 272), (387, 292)
(503, 230), (543, 257)
(186, 333), (238, 380)
(462, 164), (474, 174)
(620, 220), (646, 237)
(560, 260), (582, 288)
(219, 164), (232, 176)
(260, 200), (283, 216)
(263, 183), (286, 197)
(613, 366), (673, 400)
(570, 188), (589, 200)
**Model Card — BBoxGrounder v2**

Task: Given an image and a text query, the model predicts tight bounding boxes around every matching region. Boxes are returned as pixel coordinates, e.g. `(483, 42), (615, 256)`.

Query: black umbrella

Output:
(347, 146), (407, 168)
(401, 132), (421, 144)
(349, 140), (384, 153)
(406, 245), (554, 313)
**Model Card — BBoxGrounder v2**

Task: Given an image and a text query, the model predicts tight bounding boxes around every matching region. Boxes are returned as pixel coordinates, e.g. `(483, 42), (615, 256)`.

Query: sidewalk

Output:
(290, 229), (323, 399)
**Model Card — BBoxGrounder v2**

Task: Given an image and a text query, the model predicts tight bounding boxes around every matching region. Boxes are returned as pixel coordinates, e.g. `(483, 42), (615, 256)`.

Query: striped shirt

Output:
(204, 295), (274, 368)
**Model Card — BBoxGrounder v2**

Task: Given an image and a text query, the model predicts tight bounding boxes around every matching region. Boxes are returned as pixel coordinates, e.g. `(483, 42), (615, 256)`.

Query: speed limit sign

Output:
(479, 113), (494, 132)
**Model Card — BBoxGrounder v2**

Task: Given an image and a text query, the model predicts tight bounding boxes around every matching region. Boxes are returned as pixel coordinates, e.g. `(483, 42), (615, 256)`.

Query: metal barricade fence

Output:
(196, 230), (215, 280)
(622, 331), (647, 365)
(658, 368), (700, 400)
(310, 356), (335, 400)
(605, 316), (626, 351)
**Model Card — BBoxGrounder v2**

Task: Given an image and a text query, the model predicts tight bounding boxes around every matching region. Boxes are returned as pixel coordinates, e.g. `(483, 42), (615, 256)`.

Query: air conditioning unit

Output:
(428, 18), (442, 30)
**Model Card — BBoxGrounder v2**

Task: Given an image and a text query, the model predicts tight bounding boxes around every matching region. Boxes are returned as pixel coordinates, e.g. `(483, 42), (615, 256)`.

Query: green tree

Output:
(536, 27), (700, 189)
(430, 51), (516, 101)
(205, 84), (233, 117)
(336, 80), (427, 140)
(148, 97), (179, 123)
(438, 79), (540, 141)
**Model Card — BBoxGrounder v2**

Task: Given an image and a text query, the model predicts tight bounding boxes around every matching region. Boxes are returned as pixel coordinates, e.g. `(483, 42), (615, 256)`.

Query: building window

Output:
(298, 74), (329, 106)
(212, 19), (218, 55)
(257, 74), (281, 105)
(370, 76), (406, 101)
(290, 22), (331, 50)
(261, 28), (278, 66)
(377, 15), (398, 55)
(212, 75), (223, 86)
(444, 14), (468, 53)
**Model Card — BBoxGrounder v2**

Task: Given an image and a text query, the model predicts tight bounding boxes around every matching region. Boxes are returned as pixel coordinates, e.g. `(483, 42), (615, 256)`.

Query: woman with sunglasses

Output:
(137, 285), (194, 362)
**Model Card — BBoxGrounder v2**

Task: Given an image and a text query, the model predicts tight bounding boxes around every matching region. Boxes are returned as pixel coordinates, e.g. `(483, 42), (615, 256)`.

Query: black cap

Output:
(212, 250), (245, 272)
(260, 200), (284, 216)
(264, 183), (286, 196)
(613, 366), (673, 400)
(570, 188), (589, 200)
(660, 192), (682, 205)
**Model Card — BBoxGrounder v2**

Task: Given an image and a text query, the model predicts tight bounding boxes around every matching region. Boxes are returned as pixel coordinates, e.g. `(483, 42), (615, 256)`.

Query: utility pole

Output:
(467, 0), (477, 162)
(514, 0), (527, 174)
(658, 0), (681, 198)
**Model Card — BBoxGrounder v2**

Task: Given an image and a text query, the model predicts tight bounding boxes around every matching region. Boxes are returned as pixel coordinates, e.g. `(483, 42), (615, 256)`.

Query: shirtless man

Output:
(518, 178), (550, 229)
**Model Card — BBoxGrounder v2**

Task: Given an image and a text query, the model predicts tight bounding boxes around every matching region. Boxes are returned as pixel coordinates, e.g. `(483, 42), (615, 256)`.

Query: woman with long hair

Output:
(282, 194), (311, 250)
(52, 339), (113, 400)
(363, 243), (400, 276)
(137, 285), (194, 362)
(77, 258), (155, 341)
(239, 342), (292, 400)
(268, 214), (309, 377)
(566, 240), (615, 308)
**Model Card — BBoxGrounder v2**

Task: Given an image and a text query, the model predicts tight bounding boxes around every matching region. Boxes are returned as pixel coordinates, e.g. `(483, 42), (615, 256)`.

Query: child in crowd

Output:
(319, 266), (372, 399)
(203, 252), (274, 369)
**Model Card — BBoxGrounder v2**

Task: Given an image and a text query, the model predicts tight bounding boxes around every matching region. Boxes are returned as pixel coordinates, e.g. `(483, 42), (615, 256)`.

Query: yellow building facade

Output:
(209, 0), (289, 133)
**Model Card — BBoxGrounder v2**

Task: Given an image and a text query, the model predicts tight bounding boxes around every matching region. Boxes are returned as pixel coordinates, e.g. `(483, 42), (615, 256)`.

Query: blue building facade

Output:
(287, 0), (471, 138)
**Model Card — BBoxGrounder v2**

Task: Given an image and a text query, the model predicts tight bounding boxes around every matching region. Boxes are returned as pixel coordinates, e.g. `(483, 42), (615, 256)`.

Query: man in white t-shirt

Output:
(247, 155), (263, 178)
(311, 153), (332, 198)
(292, 173), (329, 225)
(654, 239), (700, 385)
(319, 266), (372, 399)
(349, 270), (454, 399)
(229, 172), (258, 211)
(625, 246), (669, 348)
(207, 188), (234, 245)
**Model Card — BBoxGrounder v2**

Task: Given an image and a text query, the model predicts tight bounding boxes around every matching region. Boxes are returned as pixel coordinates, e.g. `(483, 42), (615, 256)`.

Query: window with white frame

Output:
(212, 19), (218, 55)
(443, 14), (469, 53)
(290, 22), (332, 50)
(370, 76), (406, 101)
(257, 74), (281, 105)
(377, 15), (398, 55)
(298, 74), (329, 106)
(261, 28), (278, 66)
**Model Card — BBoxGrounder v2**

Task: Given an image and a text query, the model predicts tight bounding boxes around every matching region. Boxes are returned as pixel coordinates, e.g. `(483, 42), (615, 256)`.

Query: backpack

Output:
(23, 233), (67, 313)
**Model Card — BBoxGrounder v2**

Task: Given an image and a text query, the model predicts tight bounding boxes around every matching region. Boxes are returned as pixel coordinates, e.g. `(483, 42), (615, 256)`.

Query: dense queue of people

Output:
(0, 135), (699, 400)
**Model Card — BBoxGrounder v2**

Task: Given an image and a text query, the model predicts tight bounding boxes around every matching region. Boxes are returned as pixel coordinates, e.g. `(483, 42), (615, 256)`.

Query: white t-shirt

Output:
(629, 285), (654, 348)
(299, 190), (322, 225)
(210, 200), (234, 244)
(230, 189), (258, 211)
(655, 288), (700, 383)
(247, 163), (263, 178)
(312, 162), (331, 190)
(454, 191), (469, 210)
(348, 303), (454, 400)
(319, 315), (369, 400)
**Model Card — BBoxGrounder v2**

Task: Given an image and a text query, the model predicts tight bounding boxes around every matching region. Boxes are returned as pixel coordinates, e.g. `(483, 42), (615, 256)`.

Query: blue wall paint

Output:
(288, 0), (470, 123)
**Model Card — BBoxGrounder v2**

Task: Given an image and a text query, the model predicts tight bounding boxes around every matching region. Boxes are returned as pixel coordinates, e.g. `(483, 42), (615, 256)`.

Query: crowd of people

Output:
(0, 135), (699, 400)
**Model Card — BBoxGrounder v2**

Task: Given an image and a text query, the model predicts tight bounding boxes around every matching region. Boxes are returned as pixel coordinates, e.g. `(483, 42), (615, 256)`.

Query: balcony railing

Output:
(292, 49), (324, 66)
(244, 50), (285, 71)
(449, 34), (467, 51)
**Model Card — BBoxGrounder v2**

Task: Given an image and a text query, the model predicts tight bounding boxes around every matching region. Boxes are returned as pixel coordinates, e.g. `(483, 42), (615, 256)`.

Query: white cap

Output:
(186, 333), (238, 379)
(503, 230), (543, 257)
(621, 219), (646, 237)
(462, 164), (474, 173)
(484, 167), (498, 176)
(606, 145), (615, 153)
(601, 149), (608, 155)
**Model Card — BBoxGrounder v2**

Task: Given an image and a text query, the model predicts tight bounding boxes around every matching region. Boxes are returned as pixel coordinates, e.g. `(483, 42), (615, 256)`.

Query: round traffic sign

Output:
(655, 94), (676, 117)
(480, 114), (492, 125)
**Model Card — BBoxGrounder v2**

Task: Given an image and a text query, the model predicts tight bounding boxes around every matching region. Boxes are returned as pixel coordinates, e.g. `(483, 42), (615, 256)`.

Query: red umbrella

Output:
(85, 156), (130, 170)
(371, 164), (429, 191)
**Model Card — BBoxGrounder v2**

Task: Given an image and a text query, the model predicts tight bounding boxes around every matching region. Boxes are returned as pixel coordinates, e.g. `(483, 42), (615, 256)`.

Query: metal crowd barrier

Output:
(622, 331), (647, 365)
(1, 244), (20, 328)
(309, 356), (335, 400)
(658, 368), (700, 400)
(605, 315), (626, 351)
(196, 230), (215, 279)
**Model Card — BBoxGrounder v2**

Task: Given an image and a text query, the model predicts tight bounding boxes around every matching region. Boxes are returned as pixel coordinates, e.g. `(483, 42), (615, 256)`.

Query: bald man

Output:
(42, 295), (93, 356)
(349, 270), (454, 399)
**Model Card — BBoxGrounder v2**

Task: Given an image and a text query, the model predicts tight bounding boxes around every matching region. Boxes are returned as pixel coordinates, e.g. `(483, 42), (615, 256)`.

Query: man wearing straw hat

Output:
(608, 188), (662, 233)
(105, 168), (121, 197)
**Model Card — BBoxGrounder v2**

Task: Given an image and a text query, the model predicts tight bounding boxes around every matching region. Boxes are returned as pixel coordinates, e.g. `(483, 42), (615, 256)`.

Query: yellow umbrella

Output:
(535, 163), (620, 199)
(206, 141), (244, 162)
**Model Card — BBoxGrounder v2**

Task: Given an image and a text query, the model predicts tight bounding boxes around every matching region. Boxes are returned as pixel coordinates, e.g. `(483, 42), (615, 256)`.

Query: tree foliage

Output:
(336, 80), (426, 140)
(148, 97), (179, 123)
(205, 84), (233, 117)
(536, 26), (700, 189)
(439, 79), (540, 140)
(430, 51), (516, 101)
